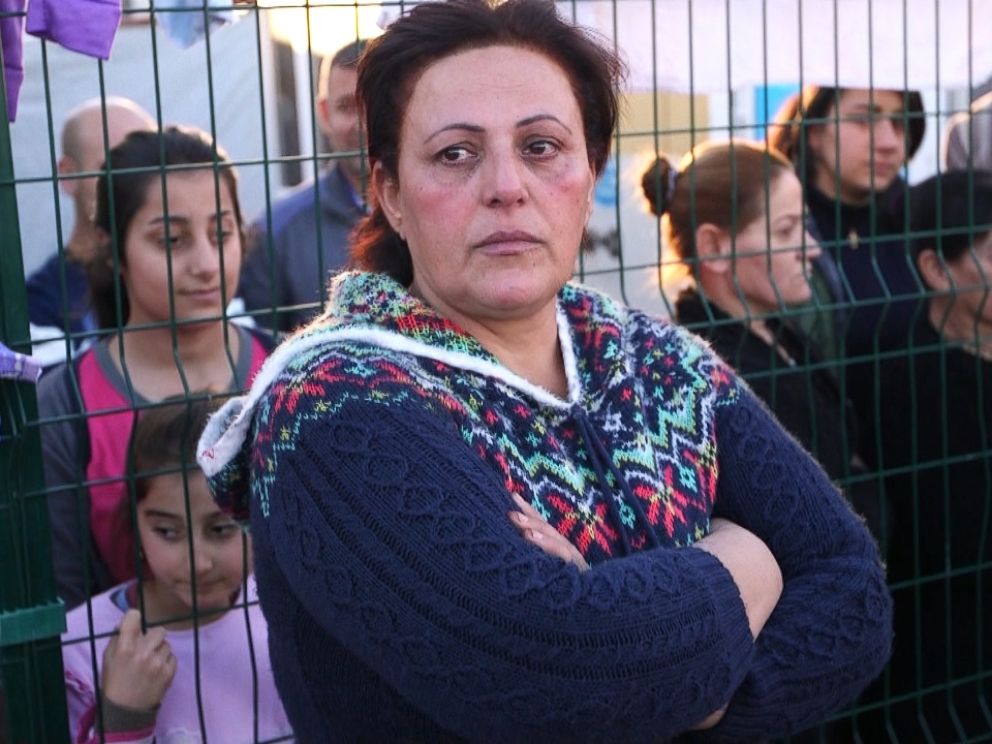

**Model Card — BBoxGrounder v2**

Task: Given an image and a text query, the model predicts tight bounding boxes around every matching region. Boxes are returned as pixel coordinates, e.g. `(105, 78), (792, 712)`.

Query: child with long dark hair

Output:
(61, 397), (291, 742)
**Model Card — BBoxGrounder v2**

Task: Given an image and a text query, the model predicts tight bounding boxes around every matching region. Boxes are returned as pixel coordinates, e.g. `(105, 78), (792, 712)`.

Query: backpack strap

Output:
(245, 324), (278, 354)
(61, 352), (91, 479)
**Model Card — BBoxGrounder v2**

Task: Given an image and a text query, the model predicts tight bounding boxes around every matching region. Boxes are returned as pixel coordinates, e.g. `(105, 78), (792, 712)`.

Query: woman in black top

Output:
(770, 85), (926, 363)
(771, 87), (928, 451)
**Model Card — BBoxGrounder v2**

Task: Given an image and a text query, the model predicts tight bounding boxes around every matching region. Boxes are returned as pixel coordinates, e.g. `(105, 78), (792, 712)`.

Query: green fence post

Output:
(0, 29), (70, 744)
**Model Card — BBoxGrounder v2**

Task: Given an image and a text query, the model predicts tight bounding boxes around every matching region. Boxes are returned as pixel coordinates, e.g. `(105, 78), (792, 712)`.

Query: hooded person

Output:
(196, 2), (892, 740)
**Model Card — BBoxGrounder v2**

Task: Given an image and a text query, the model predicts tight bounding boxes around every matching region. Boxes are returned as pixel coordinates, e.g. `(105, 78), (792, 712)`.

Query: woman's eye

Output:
(212, 522), (240, 539)
(844, 114), (872, 128)
(437, 146), (473, 164)
(525, 139), (559, 157)
(152, 526), (180, 541)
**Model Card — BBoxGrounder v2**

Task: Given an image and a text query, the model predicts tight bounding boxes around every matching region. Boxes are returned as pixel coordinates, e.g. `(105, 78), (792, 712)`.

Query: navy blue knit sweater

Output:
(199, 272), (892, 742)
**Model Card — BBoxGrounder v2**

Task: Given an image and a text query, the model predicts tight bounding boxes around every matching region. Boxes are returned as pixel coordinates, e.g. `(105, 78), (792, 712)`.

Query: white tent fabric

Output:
(559, 0), (992, 93)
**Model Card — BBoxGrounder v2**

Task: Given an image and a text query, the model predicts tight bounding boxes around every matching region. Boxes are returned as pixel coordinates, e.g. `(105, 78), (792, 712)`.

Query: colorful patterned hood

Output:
(198, 270), (598, 508)
(198, 270), (734, 560)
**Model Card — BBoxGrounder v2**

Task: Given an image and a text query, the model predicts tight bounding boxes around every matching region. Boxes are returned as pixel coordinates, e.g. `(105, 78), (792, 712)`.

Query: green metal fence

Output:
(1, 1), (991, 741)
(0, 33), (69, 740)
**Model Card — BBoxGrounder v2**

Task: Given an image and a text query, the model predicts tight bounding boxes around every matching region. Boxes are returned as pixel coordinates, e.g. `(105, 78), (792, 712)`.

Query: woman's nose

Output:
(873, 117), (902, 151)
(189, 233), (222, 277)
(483, 149), (527, 207)
(804, 231), (822, 259)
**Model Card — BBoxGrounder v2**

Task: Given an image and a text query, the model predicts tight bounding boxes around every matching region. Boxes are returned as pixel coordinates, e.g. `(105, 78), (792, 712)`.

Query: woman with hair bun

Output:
(643, 141), (877, 528)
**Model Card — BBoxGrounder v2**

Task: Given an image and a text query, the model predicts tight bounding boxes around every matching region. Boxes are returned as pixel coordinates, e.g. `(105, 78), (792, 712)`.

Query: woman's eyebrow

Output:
(142, 508), (183, 519)
(424, 114), (573, 145)
(148, 215), (190, 226)
(517, 113), (572, 134)
(845, 103), (896, 115)
(424, 122), (484, 144)
(147, 209), (234, 226)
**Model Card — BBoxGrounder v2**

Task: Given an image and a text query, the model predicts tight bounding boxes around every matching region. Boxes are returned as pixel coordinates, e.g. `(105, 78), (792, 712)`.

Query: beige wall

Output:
(577, 90), (710, 317)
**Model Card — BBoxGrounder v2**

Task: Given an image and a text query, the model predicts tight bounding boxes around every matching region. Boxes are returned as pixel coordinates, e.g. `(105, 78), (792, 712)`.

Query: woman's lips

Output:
(181, 287), (222, 302)
(473, 230), (542, 255)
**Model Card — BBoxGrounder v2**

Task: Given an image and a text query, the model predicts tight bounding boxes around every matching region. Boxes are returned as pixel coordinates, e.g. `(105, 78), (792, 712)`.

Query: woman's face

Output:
(375, 44), (595, 327)
(807, 88), (909, 205)
(121, 170), (242, 328)
(138, 469), (249, 624)
(726, 171), (820, 314)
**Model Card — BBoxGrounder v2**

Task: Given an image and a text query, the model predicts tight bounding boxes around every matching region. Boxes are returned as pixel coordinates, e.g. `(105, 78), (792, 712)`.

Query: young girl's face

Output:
(120, 169), (242, 328)
(137, 468), (249, 625)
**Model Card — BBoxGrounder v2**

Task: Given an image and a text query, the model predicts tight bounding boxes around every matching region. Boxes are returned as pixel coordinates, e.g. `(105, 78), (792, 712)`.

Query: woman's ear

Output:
(372, 161), (404, 239)
(916, 248), (950, 292)
(694, 223), (732, 275)
(583, 164), (596, 224)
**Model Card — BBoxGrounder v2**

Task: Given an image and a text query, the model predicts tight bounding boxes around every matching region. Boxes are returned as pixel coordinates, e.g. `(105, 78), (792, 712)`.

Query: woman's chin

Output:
(477, 284), (558, 317)
(476, 266), (569, 310)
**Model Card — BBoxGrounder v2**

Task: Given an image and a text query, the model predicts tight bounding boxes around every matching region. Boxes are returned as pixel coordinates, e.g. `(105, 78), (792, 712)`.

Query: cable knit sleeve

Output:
(697, 386), (892, 740)
(252, 393), (757, 742)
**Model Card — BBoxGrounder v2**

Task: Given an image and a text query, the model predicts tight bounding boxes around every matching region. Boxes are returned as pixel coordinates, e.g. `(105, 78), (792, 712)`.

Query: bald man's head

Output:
(59, 98), (154, 259)
(61, 97), (155, 174)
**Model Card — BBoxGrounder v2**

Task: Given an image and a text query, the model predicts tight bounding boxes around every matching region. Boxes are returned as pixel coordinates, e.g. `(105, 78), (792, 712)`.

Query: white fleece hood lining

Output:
(197, 304), (582, 478)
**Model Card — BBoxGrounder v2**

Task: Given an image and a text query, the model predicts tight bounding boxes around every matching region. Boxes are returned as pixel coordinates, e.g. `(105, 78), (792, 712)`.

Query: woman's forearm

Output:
(693, 518), (783, 640)
(699, 388), (892, 740)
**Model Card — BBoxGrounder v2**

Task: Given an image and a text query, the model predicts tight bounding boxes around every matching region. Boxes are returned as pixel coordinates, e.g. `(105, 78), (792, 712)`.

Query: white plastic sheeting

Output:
(558, 0), (992, 93)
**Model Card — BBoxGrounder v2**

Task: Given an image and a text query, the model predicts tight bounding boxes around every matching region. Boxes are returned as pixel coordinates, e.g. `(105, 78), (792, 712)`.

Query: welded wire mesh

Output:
(0, 0), (990, 741)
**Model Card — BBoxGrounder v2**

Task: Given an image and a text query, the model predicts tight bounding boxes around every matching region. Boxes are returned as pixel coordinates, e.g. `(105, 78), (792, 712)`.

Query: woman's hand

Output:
(100, 609), (177, 726)
(509, 494), (589, 572)
(694, 518), (783, 640)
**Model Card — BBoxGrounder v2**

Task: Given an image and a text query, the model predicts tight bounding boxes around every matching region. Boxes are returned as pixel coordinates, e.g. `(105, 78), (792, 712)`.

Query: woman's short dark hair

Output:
(769, 85), (926, 184)
(901, 169), (992, 285)
(351, 0), (626, 285)
(642, 140), (795, 264)
(90, 125), (244, 328)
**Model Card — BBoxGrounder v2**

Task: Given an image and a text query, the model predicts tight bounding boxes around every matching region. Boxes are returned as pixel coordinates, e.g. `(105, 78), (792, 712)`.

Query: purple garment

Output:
(26, 0), (121, 60)
(1, 0), (25, 121)
(0, 342), (42, 383)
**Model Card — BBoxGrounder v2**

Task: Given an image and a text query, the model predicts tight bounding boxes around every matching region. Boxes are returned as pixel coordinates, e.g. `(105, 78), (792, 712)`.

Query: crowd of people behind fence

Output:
(16, 0), (992, 740)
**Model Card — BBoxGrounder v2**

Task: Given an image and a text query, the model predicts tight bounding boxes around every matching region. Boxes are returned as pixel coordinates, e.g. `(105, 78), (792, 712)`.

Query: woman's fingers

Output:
(509, 495), (589, 572)
(512, 493), (545, 520)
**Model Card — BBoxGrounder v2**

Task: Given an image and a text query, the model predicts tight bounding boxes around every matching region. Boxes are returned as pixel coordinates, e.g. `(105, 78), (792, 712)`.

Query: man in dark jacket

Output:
(239, 39), (368, 333)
